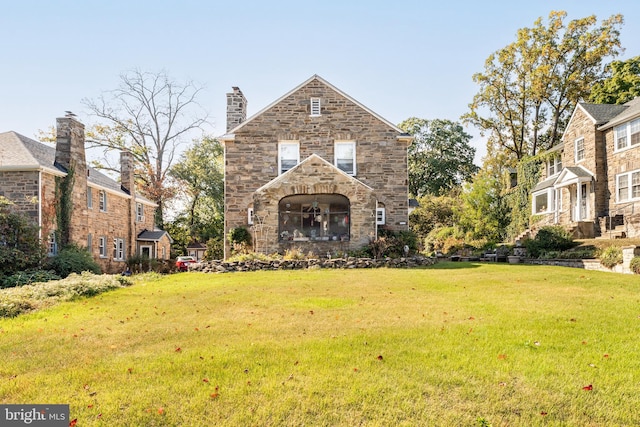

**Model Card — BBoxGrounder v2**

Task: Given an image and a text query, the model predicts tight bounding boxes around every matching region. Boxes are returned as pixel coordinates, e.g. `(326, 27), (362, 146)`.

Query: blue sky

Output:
(2, 0), (639, 164)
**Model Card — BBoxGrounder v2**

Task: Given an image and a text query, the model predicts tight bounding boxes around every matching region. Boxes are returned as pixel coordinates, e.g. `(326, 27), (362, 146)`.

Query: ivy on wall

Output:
(505, 156), (543, 239)
(54, 165), (75, 248)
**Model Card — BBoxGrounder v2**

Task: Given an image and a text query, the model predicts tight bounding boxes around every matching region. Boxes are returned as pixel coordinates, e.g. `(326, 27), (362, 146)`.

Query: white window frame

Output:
(310, 98), (321, 116)
(113, 238), (125, 261)
(278, 141), (299, 175)
(532, 189), (556, 215)
(334, 141), (356, 175)
(615, 118), (640, 152)
(616, 169), (640, 203)
(248, 207), (254, 225)
(99, 190), (107, 212)
(574, 138), (585, 163)
(98, 236), (107, 258)
(547, 156), (562, 176)
(136, 203), (144, 222)
(87, 187), (93, 209)
(376, 208), (386, 225)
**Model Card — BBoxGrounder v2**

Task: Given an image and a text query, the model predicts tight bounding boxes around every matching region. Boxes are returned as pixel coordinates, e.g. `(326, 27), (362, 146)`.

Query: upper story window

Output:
(87, 187), (93, 209)
(547, 156), (562, 176)
(278, 141), (299, 175)
(616, 169), (640, 202)
(574, 138), (585, 162)
(310, 98), (321, 116)
(136, 203), (144, 222)
(335, 141), (356, 175)
(615, 118), (640, 152)
(99, 190), (107, 212)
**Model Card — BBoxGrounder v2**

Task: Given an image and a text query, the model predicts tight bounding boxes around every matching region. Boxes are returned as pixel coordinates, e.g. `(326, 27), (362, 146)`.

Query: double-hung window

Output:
(47, 232), (58, 257)
(617, 169), (640, 202)
(575, 138), (585, 162)
(87, 187), (93, 209)
(113, 238), (125, 261)
(99, 190), (107, 212)
(547, 156), (562, 176)
(335, 141), (356, 175)
(278, 141), (299, 175)
(98, 236), (107, 258)
(136, 203), (144, 222)
(615, 119), (640, 151)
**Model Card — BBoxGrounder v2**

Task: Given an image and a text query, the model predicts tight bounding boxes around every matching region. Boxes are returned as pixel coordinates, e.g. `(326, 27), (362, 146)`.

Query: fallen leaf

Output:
(497, 354), (507, 360)
(540, 411), (547, 416)
(127, 368), (133, 374)
(582, 384), (593, 391)
(377, 355), (383, 361)
(203, 378), (209, 383)
(175, 347), (182, 352)
(603, 354), (609, 358)
(210, 393), (219, 399)
(70, 419), (78, 426)
(158, 407), (164, 415)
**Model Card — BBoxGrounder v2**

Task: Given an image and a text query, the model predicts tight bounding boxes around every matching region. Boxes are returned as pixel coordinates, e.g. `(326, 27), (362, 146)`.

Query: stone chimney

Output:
(226, 87), (247, 132)
(120, 151), (135, 195)
(55, 113), (86, 173)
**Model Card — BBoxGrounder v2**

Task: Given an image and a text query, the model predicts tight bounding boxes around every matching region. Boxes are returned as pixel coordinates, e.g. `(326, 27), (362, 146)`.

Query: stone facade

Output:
(532, 99), (640, 238)
(0, 116), (170, 274)
(222, 75), (411, 257)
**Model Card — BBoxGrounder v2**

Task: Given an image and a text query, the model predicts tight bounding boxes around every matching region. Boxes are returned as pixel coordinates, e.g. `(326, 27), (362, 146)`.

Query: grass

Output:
(1, 264), (640, 426)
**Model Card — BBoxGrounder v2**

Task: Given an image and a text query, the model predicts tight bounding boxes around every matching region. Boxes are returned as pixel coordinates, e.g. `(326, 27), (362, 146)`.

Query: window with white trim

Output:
(615, 118), (640, 151)
(532, 189), (558, 215)
(98, 236), (107, 258)
(310, 98), (321, 116)
(547, 156), (562, 176)
(99, 190), (107, 212)
(248, 207), (254, 225)
(113, 238), (125, 261)
(376, 208), (386, 225)
(87, 187), (93, 209)
(335, 141), (356, 175)
(574, 138), (585, 162)
(136, 203), (144, 222)
(278, 141), (299, 174)
(617, 169), (640, 202)
(278, 194), (350, 242)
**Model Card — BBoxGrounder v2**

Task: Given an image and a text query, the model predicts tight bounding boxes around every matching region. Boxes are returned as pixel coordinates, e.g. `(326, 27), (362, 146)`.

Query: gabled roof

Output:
(578, 102), (628, 125)
(553, 166), (594, 189)
(597, 97), (640, 130)
(221, 75), (410, 139)
(138, 229), (173, 243)
(0, 131), (154, 205)
(255, 153), (374, 194)
(186, 241), (207, 249)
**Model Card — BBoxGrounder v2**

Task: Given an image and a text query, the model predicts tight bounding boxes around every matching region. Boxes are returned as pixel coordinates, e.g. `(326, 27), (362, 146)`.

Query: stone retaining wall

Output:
(191, 256), (436, 273)
(524, 245), (640, 274)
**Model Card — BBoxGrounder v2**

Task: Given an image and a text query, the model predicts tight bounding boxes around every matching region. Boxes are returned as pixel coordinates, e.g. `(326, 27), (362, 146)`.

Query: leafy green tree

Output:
(399, 118), (478, 197)
(465, 11), (623, 160)
(590, 56), (640, 104)
(409, 193), (461, 242)
(169, 136), (224, 244)
(458, 168), (510, 243)
(82, 69), (209, 226)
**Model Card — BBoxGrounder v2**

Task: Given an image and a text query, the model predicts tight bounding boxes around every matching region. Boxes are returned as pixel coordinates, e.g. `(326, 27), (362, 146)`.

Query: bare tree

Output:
(83, 69), (209, 226)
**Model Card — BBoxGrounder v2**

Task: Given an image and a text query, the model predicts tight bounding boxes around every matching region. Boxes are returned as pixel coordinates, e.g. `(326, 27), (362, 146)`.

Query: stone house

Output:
(221, 75), (412, 257)
(0, 114), (172, 273)
(531, 97), (640, 238)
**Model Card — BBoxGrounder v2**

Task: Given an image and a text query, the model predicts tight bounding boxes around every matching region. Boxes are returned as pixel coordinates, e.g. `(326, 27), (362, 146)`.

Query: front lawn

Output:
(1, 264), (639, 426)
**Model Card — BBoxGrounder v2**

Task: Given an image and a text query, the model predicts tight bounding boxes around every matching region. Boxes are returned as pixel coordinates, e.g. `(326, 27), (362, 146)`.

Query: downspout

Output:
(38, 170), (42, 240)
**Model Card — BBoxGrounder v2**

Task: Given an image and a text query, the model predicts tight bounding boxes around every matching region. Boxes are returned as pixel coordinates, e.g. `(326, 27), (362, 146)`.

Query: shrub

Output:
(204, 237), (224, 260)
(46, 245), (102, 278)
(425, 226), (465, 255)
(630, 256), (640, 274)
(228, 227), (252, 248)
(524, 226), (577, 258)
(1, 269), (60, 288)
(599, 246), (623, 268)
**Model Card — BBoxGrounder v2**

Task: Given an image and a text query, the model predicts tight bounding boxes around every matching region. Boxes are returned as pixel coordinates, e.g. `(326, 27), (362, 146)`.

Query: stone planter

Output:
(507, 255), (521, 264)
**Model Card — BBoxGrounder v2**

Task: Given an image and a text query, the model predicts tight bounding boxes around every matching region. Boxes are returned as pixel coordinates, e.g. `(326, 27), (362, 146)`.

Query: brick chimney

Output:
(226, 87), (247, 132)
(120, 151), (135, 195)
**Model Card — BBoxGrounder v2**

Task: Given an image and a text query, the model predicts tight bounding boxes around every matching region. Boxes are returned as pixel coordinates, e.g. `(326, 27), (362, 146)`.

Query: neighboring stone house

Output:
(531, 97), (640, 238)
(0, 114), (172, 273)
(221, 75), (412, 257)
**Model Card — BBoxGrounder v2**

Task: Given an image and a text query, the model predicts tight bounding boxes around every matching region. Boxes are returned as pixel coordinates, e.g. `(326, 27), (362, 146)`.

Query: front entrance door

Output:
(140, 245), (152, 258)
(579, 183), (588, 220)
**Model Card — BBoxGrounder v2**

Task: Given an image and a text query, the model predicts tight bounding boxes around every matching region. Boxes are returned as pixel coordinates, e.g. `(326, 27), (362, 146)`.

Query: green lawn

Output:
(1, 263), (639, 426)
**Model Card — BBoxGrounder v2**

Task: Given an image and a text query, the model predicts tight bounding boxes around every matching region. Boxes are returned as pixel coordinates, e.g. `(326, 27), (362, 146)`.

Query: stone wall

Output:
(0, 171), (40, 223)
(224, 78), (409, 257)
(526, 246), (640, 274)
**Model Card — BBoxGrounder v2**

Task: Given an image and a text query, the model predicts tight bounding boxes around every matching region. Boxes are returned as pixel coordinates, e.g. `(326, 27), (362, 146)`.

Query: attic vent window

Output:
(310, 98), (321, 116)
